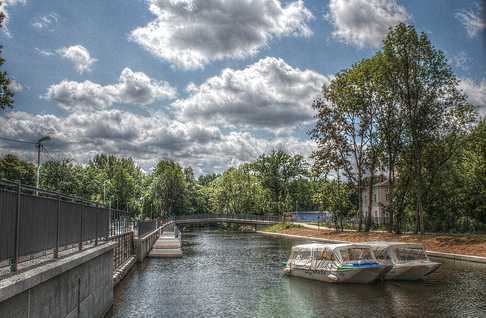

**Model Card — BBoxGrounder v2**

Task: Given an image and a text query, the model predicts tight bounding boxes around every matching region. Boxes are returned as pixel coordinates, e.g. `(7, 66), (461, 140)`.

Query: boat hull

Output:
(284, 267), (384, 284)
(384, 262), (441, 280)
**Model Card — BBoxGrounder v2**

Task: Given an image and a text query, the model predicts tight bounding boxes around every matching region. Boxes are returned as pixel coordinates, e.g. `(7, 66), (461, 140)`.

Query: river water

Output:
(109, 231), (486, 318)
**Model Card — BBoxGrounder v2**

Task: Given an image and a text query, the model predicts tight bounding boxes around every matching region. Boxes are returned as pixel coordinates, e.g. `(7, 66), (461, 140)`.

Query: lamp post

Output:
(102, 180), (110, 205)
(35, 136), (50, 194)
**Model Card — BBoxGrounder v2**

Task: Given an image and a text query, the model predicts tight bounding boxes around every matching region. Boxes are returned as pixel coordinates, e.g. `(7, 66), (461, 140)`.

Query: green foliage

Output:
(251, 149), (308, 213)
(39, 159), (82, 195)
(312, 175), (355, 231)
(312, 23), (479, 233)
(203, 166), (271, 214)
(262, 223), (302, 233)
(0, 11), (14, 110)
(197, 173), (219, 186)
(0, 154), (35, 184)
(149, 160), (187, 216)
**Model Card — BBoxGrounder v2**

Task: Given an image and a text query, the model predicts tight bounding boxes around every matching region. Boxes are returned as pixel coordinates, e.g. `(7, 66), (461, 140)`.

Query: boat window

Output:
(293, 250), (312, 261)
(373, 249), (386, 262)
(339, 248), (374, 262)
(395, 247), (427, 263)
(312, 249), (334, 261)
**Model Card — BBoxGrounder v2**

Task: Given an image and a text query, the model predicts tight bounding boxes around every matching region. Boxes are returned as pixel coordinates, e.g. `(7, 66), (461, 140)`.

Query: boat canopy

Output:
(290, 243), (376, 263)
(291, 243), (373, 252)
(365, 241), (428, 263)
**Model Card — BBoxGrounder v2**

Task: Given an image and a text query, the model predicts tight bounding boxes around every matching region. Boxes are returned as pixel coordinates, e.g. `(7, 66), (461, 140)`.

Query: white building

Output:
(361, 177), (389, 224)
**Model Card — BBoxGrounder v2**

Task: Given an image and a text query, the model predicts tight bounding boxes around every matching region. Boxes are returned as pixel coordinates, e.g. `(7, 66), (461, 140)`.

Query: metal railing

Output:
(137, 219), (160, 238)
(0, 179), (134, 275)
(174, 213), (282, 222)
(113, 232), (134, 270)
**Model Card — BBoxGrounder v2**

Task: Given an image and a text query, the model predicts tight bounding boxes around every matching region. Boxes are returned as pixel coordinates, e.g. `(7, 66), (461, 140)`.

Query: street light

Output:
(103, 180), (110, 205)
(35, 136), (51, 192)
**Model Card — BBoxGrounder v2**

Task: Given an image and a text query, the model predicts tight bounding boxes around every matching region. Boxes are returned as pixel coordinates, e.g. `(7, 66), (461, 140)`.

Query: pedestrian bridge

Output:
(172, 213), (281, 226)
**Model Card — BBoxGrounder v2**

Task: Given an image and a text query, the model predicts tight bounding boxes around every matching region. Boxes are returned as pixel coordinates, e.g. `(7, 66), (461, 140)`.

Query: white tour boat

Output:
(283, 243), (387, 283)
(365, 241), (441, 280)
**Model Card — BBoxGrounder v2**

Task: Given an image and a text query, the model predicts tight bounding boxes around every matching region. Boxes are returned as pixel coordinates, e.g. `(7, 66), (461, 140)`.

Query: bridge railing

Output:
(0, 179), (134, 275)
(136, 219), (162, 237)
(173, 213), (282, 222)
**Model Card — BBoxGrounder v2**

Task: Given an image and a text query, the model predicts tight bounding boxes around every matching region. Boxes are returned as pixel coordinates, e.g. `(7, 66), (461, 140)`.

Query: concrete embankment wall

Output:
(0, 243), (115, 318)
(134, 226), (162, 263)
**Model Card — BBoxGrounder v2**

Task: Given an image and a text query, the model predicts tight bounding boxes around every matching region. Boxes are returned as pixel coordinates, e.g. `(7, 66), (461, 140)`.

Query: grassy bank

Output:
(260, 224), (486, 257)
(262, 223), (303, 233)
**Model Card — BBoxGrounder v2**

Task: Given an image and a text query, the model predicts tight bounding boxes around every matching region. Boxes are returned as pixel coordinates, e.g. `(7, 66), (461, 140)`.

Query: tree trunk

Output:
(365, 170), (375, 232)
(357, 177), (363, 231)
(414, 144), (424, 234)
(387, 166), (394, 233)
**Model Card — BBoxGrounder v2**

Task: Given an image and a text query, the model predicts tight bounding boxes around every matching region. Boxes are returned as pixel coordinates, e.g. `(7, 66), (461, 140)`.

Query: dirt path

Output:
(273, 227), (486, 257)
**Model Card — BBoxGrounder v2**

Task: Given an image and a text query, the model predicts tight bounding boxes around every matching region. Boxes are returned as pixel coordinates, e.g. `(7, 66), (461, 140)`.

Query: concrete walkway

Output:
(292, 222), (389, 233)
(148, 232), (182, 258)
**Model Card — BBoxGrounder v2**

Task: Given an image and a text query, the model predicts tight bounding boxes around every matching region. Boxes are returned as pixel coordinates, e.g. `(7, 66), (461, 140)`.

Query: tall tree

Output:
(382, 24), (476, 233)
(251, 149), (307, 214)
(39, 159), (81, 195)
(205, 166), (270, 214)
(311, 57), (381, 231)
(150, 160), (186, 216)
(0, 9), (13, 110)
(375, 51), (405, 232)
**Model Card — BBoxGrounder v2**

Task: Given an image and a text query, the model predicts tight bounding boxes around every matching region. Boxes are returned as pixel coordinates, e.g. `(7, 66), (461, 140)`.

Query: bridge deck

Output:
(148, 232), (182, 258)
(174, 218), (278, 225)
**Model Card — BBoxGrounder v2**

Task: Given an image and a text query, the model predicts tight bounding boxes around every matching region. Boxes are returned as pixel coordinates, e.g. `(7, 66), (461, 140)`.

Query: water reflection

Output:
(109, 231), (486, 318)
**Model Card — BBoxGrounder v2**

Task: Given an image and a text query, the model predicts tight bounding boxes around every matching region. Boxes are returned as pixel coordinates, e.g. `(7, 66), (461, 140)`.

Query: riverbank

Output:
(260, 224), (486, 258)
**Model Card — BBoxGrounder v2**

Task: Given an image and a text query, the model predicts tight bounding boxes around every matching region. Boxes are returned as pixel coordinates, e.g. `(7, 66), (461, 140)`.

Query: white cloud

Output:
(449, 51), (470, 71)
(31, 12), (59, 31)
(130, 0), (313, 69)
(8, 79), (24, 92)
(174, 57), (329, 130)
(455, 2), (486, 38)
(326, 0), (410, 48)
(56, 45), (97, 74)
(0, 0), (27, 37)
(35, 47), (55, 57)
(0, 109), (314, 174)
(460, 78), (486, 116)
(46, 68), (177, 112)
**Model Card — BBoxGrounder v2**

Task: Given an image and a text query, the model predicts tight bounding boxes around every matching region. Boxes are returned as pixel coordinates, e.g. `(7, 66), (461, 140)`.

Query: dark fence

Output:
(0, 179), (133, 274)
(113, 232), (134, 270)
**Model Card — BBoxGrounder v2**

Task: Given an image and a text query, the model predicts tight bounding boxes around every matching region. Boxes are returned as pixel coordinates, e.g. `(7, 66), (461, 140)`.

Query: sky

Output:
(0, 0), (485, 175)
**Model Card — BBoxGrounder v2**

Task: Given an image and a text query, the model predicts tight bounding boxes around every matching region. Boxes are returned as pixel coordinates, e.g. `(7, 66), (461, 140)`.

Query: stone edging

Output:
(257, 231), (486, 264)
(0, 242), (116, 303)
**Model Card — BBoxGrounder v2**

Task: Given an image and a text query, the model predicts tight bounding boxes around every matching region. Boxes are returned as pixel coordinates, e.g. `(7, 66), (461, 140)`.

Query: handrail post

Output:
(54, 194), (60, 258)
(10, 180), (21, 273)
(95, 207), (99, 246)
(79, 205), (84, 251)
(109, 204), (113, 237)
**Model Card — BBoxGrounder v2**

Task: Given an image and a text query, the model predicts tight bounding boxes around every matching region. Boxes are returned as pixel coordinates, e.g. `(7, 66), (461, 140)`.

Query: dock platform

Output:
(148, 231), (183, 258)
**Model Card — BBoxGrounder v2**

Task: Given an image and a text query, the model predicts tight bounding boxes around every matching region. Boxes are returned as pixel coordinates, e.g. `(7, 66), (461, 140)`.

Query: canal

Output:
(109, 231), (486, 318)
